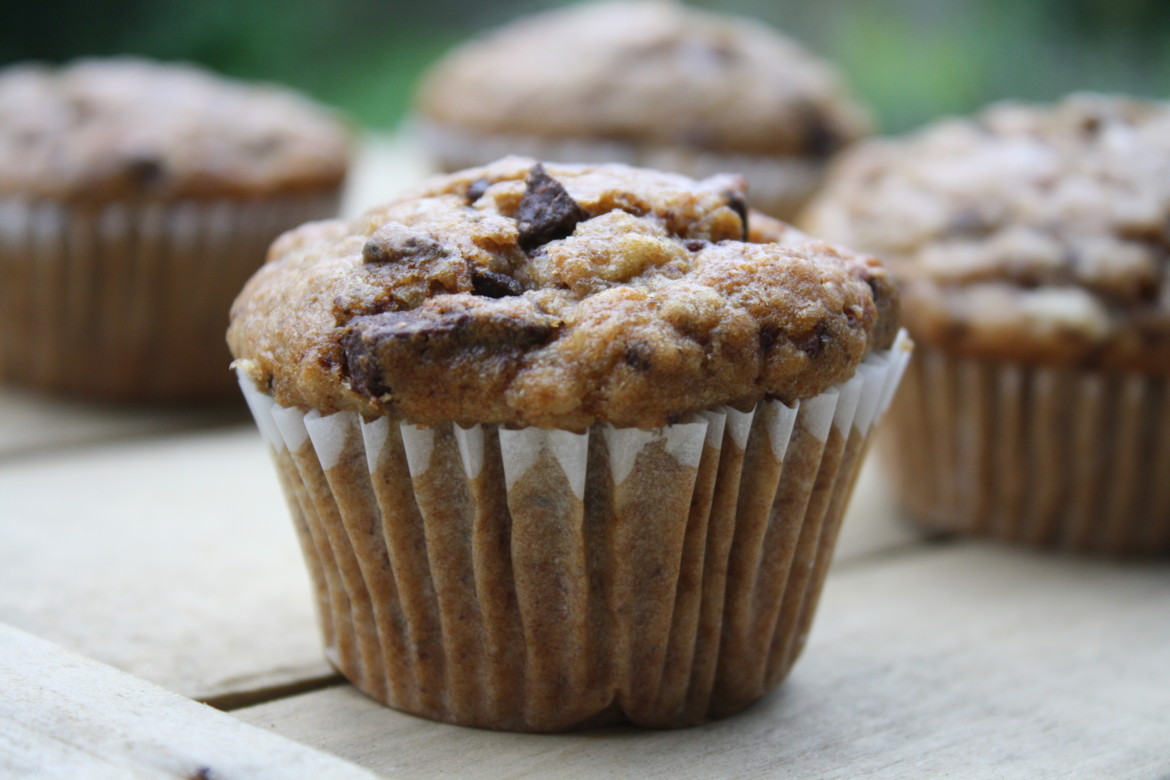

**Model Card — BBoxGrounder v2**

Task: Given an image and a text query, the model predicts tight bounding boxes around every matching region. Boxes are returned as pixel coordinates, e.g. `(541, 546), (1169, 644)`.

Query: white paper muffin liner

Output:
(239, 333), (911, 731)
(0, 191), (340, 400)
(415, 119), (826, 221)
(881, 345), (1170, 556)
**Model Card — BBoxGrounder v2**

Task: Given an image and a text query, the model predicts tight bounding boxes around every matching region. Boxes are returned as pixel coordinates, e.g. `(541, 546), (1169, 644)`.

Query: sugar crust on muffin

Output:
(0, 57), (352, 201)
(414, 0), (871, 219)
(417, 0), (869, 159)
(230, 157), (897, 430)
(804, 94), (1170, 373)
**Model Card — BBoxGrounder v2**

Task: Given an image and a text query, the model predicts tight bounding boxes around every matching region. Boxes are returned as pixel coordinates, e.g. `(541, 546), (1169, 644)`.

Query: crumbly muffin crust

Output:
(416, 0), (870, 161)
(804, 94), (1170, 373)
(229, 158), (896, 430)
(0, 57), (351, 201)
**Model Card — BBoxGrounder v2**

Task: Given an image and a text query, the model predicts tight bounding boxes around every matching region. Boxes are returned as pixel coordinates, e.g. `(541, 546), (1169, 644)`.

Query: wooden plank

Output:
(0, 388), (248, 460)
(235, 544), (1170, 779)
(0, 426), (334, 703)
(0, 622), (375, 779)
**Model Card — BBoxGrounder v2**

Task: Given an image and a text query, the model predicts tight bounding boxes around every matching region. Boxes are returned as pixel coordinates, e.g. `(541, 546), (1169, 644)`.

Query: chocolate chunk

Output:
(124, 153), (165, 189)
(341, 326), (395, 398)
(684, 239), (709, 252)
(347, 311), (463, 345)
(471, 269), (524, 298)
(758, 323), (781, 352)
(798, 321), (831, 358)
(362, 223), (448, 264)
(1079, 114), (1103, 137)
(342, 307), (561, 397)
(516, 163), (588, 250)
(724, 190), (749, 239)
(343, 312), (472, 397)
(802, 112), (842, 159)
(623, 344), (653, 372)
(466, 177), (492, 203)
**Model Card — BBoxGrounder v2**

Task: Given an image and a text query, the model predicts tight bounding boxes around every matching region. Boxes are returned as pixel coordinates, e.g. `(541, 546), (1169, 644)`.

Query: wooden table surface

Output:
(3, 136), (1168, 779)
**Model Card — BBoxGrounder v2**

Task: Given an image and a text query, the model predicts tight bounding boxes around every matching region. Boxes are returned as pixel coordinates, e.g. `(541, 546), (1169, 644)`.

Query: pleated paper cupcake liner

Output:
(881, 345), (1170, 556)
(415, 120), (825, 220)
(0, 191), (340, 400)
(239, 333), (911, 731)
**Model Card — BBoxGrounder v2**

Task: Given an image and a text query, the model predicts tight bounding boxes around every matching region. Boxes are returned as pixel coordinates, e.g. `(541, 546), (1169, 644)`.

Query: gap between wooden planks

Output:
(0, 426), (334, 704)
(0, 622), (375, 779)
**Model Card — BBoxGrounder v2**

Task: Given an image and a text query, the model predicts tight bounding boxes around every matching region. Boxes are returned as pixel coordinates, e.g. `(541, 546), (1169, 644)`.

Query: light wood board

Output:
(0, 622), (374, 779)
(0, 387), (248, 460)
(0, 426), (334, 704)
(235, 543), (1170, 779)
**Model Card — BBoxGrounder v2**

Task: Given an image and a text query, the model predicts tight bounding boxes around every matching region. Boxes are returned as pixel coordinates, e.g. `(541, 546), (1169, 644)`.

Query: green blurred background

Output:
(3, 0), (1168, 135)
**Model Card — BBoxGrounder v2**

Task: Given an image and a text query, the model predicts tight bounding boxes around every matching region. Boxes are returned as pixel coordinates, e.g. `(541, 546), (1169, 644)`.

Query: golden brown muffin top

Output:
(804, 94), (1170, 374)
(416, 0), (870, 160)
(229, 158), (897, 430)
(0, 58), (352, 201)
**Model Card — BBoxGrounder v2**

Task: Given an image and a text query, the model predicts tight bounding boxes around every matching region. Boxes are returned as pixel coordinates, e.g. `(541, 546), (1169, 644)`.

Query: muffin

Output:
(804, 94), (1170, 556)
(0, 57), (351, 400)
(413, 0), (870, 221)
(229, 157), (909, 731)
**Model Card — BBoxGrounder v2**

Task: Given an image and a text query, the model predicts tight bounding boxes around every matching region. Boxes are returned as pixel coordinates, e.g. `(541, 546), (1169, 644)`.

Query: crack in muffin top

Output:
(804, 94), (1170, 373)
(0, 58), (352, 201)
(229, 157), (896, 430)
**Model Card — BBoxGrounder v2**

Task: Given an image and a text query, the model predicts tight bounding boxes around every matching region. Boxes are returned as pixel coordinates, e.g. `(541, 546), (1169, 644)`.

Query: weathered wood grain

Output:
(0, 387), (248, 460)
(0, 623), (375, 779)
(235, 543), (1170, 779)
(0, 426), (334, 703)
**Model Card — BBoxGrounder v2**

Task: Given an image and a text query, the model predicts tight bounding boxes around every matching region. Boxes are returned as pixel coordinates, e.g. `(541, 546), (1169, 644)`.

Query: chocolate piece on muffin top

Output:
(229, 158), (897, 430)
(0, 57), (351, 201)
(804, 94), (1170, 373)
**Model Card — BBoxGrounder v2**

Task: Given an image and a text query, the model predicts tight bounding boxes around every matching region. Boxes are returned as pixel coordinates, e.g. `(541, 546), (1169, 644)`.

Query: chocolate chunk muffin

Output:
(804, 93), (1170, 555)
(413, 0), (871, 220)
(230, 158), (910, 730)
(0, 57), (351, 400)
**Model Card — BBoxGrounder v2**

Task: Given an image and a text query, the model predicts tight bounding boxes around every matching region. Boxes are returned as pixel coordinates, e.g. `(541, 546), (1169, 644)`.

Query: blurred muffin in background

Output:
(0, 57), (352, 401)
(803, 94), (1170, 556)
(413, 0), (871, 220)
